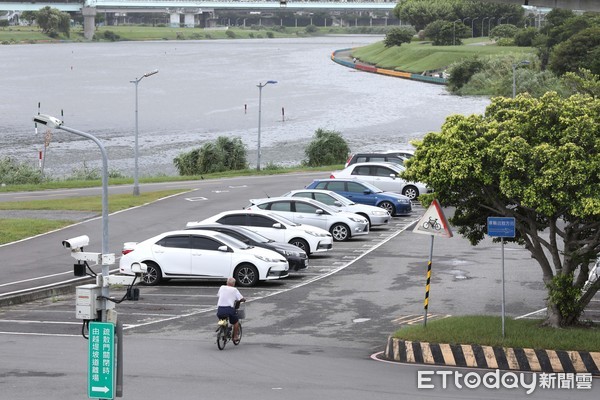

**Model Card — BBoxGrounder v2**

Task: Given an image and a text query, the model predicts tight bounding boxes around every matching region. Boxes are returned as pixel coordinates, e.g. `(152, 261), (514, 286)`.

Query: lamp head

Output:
(144, 69), (159, 78)
(33, 114), (63, 129)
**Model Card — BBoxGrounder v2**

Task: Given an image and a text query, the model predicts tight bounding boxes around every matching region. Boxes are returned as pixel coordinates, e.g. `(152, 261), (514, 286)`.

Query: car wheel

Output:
(402, 185), (419, 200)
(330, 223), (350, 242)
(234, 263), (259, 287)
(141, 262), (162, 286)
(289, 238), (310, 254)
(378, 201), (396, 216)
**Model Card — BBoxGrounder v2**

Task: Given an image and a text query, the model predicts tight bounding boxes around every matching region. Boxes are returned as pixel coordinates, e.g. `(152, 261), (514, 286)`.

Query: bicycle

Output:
(423, 216), (441, 230)
(216, 301), (245, 350)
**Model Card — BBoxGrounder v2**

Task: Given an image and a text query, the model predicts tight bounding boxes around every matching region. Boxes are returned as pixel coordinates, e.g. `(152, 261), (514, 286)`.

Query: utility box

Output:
(76, 284), (101, 320)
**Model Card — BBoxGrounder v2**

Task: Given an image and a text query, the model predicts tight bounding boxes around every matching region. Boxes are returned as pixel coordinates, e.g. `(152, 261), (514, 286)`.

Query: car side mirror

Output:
(333, 201), (342, 207)
(217, 245), (230, 252)
(363, 190), (371, 194)
(390, 173), (396, 179)
(316, 209), (324, 215)
(272, 223), (283, 229)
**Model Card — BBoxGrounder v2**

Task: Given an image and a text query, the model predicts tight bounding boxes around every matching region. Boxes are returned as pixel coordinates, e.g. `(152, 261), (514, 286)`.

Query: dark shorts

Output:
(217, 306), (239, 324)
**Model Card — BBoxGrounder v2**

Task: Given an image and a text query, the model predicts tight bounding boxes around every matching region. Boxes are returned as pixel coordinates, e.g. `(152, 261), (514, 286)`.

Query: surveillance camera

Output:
(32, 114), (63, 129)
(62, 235), (90, 249)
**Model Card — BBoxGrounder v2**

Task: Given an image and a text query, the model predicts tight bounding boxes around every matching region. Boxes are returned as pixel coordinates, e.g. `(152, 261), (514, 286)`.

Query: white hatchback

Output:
(247, 197), (370, 241)
(119, 230), (289, 287)
(187, 210), (333, 256)
(281, 189), (390, 227)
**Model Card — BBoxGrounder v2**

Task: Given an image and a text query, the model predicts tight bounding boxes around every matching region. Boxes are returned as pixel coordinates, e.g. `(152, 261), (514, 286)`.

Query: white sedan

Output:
(246, 197), (369, 241)
(281, 189), (390, 227)
(187, 210), (333, 255)
(119, 230), (289, 287)
(331, 161), (431, 200)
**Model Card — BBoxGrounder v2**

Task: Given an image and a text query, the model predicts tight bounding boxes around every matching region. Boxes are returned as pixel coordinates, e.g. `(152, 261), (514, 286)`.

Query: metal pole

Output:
(130, 70), (158, 196)
(257, 84), (263, 171)
(512, 63), (517, 98)
(58, 124), (110, 321)
(423, 235), (434, 327)
(501, 238), (506, 337)
(133, 79), (140, 196)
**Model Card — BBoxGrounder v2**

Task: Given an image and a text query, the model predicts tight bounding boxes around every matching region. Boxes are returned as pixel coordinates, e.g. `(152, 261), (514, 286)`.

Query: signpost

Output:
(88, 322), (115, 399)
(413, 199), (453, 326)
(487, 217), (516, 338)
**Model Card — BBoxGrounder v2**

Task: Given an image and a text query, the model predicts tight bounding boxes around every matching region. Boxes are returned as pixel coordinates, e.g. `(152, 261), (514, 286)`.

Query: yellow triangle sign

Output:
(413, 199), (453, 238)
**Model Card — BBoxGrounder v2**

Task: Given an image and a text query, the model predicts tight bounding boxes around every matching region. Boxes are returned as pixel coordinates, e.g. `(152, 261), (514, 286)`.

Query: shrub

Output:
(173, 136), (248, 175)
(225, 30), (236, 38)
(447, 58), (485, 91)
(305, 24), (318, 34)
(384, 27), (416, 47)
(490, 24), (518, 40)
(0, 157), (44, 185)
(304, 129), (350, 167)
(496, 38), (515, 46)
(266, 31), (274, 38)
(103, 30), (120, 41)
(514, 27), (538, 47)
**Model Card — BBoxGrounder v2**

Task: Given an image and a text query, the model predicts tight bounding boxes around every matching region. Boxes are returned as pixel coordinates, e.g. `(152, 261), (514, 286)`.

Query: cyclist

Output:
(216, 277), (245, 341)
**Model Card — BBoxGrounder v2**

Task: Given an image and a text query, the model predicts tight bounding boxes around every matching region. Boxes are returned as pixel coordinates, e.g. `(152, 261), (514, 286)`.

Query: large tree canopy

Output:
(403, 92), (600, 327)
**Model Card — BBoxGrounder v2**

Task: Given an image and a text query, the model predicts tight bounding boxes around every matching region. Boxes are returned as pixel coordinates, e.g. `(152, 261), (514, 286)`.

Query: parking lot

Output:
(0, 206), (424, 337)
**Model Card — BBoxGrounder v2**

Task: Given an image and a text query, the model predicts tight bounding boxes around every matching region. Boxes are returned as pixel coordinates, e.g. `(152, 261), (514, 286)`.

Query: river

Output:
(0, 36), (490, 178)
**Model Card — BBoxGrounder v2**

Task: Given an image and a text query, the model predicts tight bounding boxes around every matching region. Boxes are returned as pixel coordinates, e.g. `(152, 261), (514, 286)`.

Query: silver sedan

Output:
(281, 189), (391, 228)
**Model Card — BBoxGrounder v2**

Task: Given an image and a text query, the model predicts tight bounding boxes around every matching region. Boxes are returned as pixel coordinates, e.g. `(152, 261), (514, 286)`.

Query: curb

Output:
(331, 48), (447, 85)
(0, 279), (92, 308)
(383, 337), (600, 376)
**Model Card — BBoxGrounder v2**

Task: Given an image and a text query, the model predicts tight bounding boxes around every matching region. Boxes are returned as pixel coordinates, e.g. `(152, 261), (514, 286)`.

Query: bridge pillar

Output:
(82, 7), (97, 40)
(184, 13), (195, 28)
(169, 13), (180, 28)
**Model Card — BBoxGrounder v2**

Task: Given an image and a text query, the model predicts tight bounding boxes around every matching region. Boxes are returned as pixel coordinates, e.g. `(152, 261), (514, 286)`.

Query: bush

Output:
(447, 58), (485, 91)
(173, 136), (247, 175)
(496, 38), (515, 46)
(304, 129), (350, 167)
(490, 24), (518, 40)
(0, 157), (44, 185)
(103, 30), (120, 41)
(266, 31), (274, 38)
(514, 27), (538, 47)
(384, 27), (416, 47)
(305, 24), (318, 34)
(225, 30), (236, 38)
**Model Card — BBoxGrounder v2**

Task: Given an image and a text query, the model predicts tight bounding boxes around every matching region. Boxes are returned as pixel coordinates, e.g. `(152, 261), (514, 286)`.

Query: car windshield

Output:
(236, 226), (273, 243)
(355, 180), (384, 193)
(267, 213), (299, 227)
(213, 232), (250, 250)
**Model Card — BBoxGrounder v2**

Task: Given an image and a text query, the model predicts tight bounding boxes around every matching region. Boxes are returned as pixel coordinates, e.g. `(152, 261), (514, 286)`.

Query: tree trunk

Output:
(543, 303), (562, 328)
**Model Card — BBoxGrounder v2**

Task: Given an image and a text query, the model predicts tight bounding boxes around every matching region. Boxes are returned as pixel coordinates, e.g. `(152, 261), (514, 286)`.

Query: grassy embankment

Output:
(0, 189), (187, 244)
(395, 316), (600, 352)
(0, 24), (368, 43)
(351, 38), (534, 74)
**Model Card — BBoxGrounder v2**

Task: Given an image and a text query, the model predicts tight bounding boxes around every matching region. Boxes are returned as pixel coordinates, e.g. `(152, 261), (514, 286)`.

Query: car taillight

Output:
(330, 174), (336, 178)
(122, 249), (134, 255)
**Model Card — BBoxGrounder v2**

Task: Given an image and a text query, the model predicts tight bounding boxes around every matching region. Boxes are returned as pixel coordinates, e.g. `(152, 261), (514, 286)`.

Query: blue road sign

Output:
(487, 217), (516, 238)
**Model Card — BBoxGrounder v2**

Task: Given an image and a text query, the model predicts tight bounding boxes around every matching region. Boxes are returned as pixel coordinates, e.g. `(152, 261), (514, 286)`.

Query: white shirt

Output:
(217, 285), (243, 308)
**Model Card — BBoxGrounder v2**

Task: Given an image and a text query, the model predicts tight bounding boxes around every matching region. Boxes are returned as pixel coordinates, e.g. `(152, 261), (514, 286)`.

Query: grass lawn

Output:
(0, 189), (188, 244)
(395, 316), (600, 352)
(352, 39), (535, 73)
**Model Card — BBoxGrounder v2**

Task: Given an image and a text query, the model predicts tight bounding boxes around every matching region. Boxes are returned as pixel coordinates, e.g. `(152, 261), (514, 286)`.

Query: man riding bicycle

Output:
(217, 277), (245, 341)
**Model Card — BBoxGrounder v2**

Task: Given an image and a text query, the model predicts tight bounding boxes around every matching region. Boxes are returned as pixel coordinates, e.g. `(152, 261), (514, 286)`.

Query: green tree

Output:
(549, 27), (600, 76)
(173, 136), (247, 175)
(424, 20), (467, 46)
(34, 6), (70, 38)
(489, 24), (518, 40)
(383, 27), (415, 47)
(447, 58), (484, 91)
(561, 69), (600, 98)
(402, 92), (600, 327)
(513, 27), (538, 47)
(304, 129), (349, 167)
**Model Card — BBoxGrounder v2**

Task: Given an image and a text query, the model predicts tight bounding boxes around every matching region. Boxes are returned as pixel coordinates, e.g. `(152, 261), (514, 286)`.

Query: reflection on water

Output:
(0, 37), (490, 177)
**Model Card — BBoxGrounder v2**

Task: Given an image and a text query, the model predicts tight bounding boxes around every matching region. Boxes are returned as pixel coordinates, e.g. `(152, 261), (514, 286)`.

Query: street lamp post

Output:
(471, 17), (478, 38)
(453, 19), (461, 46)
(130, 69), (158, 196)
(512, 60), (531, 98)
(481, 17), (489, 37)
(488, 17), (495, 36)
(32, 114), (112, 321)
(256, 80), (277, 171)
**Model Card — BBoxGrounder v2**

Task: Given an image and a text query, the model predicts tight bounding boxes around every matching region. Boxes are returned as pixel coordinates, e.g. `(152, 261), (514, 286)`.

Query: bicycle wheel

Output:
(232, 322), (242, 345)
(217, 326), (227, 350)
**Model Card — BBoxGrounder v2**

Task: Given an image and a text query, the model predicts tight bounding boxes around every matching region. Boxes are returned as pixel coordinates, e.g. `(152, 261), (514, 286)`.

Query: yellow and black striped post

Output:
(423, 235), (434, 326)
